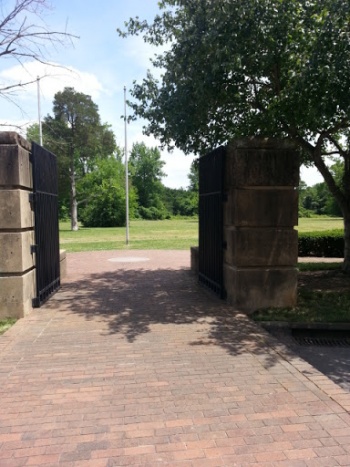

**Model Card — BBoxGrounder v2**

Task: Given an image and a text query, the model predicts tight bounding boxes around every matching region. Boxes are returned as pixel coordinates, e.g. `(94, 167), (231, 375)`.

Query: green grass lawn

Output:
(0, 318), (17, 335)
(59, 218), (199, 252)
(298, 217), (343, 232)
(60, 217), (344, 253)
(252, 287), (350, 324)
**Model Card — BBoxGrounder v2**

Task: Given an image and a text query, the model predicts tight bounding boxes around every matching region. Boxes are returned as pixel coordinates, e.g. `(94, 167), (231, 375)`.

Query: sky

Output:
(0, 0), (323, 188)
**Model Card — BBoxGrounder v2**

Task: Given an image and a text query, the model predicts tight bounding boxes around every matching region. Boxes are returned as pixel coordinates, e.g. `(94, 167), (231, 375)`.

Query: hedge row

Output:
(298, 229), (344, 257)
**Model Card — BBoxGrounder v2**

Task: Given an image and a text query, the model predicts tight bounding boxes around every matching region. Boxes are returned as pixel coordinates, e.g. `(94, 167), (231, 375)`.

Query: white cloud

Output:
(0, 61), (104, 105)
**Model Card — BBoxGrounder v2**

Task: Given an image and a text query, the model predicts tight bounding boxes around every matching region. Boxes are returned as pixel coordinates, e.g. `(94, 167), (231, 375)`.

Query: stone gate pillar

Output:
(0, 132), (35, 318)
(223, 138), (299, 311)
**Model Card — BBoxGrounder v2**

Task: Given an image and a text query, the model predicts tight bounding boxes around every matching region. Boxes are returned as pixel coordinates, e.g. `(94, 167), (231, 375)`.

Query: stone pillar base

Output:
(224, 265), (298, 312)
(190, 246), (199, 275)
(0, 269), (36, 319)
(60, 250), (67, 281)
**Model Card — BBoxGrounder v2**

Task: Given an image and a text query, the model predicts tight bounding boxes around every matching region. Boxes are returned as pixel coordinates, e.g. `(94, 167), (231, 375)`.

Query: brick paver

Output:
(0, 250), (350, 466)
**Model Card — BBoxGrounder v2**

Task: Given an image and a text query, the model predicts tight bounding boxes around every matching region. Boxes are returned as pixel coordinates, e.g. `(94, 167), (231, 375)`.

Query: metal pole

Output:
(124, 86), (129, 245)
(37, 77), (43, 146)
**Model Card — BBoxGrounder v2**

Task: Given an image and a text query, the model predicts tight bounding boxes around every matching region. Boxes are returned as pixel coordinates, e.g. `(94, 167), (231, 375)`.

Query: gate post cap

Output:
(0, 132), (31, 151)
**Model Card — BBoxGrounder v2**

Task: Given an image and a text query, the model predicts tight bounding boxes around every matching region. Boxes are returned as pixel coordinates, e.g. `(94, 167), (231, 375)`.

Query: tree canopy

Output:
(120, 0), (350, 271)
(38, 87), (116, 230)
(129, 142), (168, 219)
(121, 0), (350, 155)
(78, 156), (137, 228)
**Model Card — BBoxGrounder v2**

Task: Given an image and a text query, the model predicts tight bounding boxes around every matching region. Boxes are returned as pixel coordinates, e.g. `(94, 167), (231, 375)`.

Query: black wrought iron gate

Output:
(198, 146), (226, 298)
(31, 142), (60, 307)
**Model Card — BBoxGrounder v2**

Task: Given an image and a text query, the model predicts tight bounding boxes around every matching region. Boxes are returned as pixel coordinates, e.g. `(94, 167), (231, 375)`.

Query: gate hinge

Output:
(30, 244), (38, 254)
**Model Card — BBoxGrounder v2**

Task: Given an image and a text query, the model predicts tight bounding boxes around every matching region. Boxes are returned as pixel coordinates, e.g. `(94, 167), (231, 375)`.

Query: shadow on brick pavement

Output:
(1, 250), (350, 466)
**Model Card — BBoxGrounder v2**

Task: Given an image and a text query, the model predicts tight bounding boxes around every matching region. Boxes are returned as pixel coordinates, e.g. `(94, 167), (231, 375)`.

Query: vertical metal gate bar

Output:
(198, 146), (225, 298)
(32, 142), (60, 307)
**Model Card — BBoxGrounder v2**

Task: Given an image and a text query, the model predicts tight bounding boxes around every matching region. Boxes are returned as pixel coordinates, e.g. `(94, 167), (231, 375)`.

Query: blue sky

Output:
(0, 0), (322, 187)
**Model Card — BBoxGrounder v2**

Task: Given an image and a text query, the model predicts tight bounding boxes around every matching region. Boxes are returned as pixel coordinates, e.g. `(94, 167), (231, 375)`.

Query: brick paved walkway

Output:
(1, 250), (350, 466)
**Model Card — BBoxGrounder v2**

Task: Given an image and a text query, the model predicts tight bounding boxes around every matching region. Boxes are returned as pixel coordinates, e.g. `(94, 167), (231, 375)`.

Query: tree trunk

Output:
(343, 212), (350, 273)
(70, 172), (79, 232)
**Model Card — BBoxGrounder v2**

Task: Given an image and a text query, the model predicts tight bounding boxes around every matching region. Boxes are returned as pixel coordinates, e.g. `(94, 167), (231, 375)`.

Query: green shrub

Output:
(298, 229), (344, 257)
(80, 189), (126, 227)
(138, 206), (169, 220)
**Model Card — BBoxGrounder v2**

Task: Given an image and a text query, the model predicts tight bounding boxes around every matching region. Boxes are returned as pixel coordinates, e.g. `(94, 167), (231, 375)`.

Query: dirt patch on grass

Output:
(299, 269), (349, 293)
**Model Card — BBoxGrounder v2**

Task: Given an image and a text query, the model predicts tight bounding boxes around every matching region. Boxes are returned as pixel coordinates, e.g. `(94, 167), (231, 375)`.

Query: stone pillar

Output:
(0, 132), (35, 318)
(223, 138), (299, 311)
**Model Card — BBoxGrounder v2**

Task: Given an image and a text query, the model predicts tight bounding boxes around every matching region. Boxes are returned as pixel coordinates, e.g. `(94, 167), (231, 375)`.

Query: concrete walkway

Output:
(1, 250), (350, 467)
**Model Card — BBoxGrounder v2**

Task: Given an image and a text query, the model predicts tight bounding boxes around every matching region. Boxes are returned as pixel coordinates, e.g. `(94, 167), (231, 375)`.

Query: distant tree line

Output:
(299, 161), (343, 217)
(27, 87), (198, 230)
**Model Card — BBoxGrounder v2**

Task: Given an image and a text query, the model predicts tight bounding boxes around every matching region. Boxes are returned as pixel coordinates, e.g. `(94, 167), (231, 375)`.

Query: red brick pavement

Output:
(1, 250), (350, 466)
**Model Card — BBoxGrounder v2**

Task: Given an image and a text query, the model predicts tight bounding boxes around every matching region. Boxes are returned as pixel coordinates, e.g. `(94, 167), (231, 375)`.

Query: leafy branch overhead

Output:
(120, 0), (350, 272)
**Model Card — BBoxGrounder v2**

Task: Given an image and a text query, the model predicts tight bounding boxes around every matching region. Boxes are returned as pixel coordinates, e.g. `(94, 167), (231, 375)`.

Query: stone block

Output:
(224, 265), (297, 312)
(0, 132), (31, 150)
(225, 138), (299, 189)
(190, 246), (199, 275)
(0, 189), (34, 229)
(0, 144), (32, 189)
(228, 188), (298, 227)
(60, 249), (67, 280)
(0, 231), (35, 273)
(0, 269), (35, 319)
(224, 227), (298, 267)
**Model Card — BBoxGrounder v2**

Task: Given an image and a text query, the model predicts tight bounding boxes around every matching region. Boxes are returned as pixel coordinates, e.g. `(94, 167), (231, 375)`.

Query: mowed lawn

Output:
(59, 217), (343, 253)
(59, 218), (199, 252)
(298, 217), (343, 232)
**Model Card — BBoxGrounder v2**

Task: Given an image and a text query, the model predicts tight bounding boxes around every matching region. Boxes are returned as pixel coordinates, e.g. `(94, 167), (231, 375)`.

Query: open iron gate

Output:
(198, 146), (226, 298)
(31, 142), (60, 307)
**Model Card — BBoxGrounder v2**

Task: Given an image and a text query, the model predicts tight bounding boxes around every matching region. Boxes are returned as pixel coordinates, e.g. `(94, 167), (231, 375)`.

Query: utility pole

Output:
(124, 86), (129, 245)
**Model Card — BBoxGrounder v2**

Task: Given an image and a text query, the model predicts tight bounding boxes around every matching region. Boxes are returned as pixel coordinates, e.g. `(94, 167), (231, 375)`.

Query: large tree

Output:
(120, 0), (350, 271)
(129, 142), (168, 219)
(0, 0), (75, 103)
(43, 87), (116, 230)
(78, 155), (138, 228)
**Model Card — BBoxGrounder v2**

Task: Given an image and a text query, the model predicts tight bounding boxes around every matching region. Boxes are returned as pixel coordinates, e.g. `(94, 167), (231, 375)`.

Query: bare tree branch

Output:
(0, 0), (78, 98)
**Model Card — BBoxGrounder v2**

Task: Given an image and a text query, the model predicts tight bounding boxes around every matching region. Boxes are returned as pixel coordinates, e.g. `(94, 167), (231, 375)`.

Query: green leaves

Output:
(41, 87), (117, 227)
(120, 0), (350, 156)
(129, 142), (167, 218)
(78, 157), (137, 227)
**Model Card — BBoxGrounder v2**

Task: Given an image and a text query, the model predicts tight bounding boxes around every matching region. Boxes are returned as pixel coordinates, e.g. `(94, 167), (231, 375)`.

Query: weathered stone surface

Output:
(0, 190), (34, 229)
(224, 227), (298, 267)
(225, 188), (298, 227)
(0, 231), (35, 273)
(224, 265), (298, 312)
(225, 138), (299, 188)
(0, 269), (35, 318)
(0, 145), (32, 188)
(201, 138), (301, 311)
(190, 246), (199, 275)
(60, 249), (67, 280)
(0, 131), (31, 150)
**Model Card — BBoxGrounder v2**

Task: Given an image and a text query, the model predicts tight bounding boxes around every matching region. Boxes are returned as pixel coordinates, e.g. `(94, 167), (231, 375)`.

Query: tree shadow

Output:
(266, 326), (350, 391)
(46, 267), (285, 369)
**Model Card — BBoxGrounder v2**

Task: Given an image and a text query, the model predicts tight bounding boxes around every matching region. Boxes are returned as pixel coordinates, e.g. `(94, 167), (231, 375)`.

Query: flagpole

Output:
(37, 76), (43, 146)
(124, 86), (129, 245)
